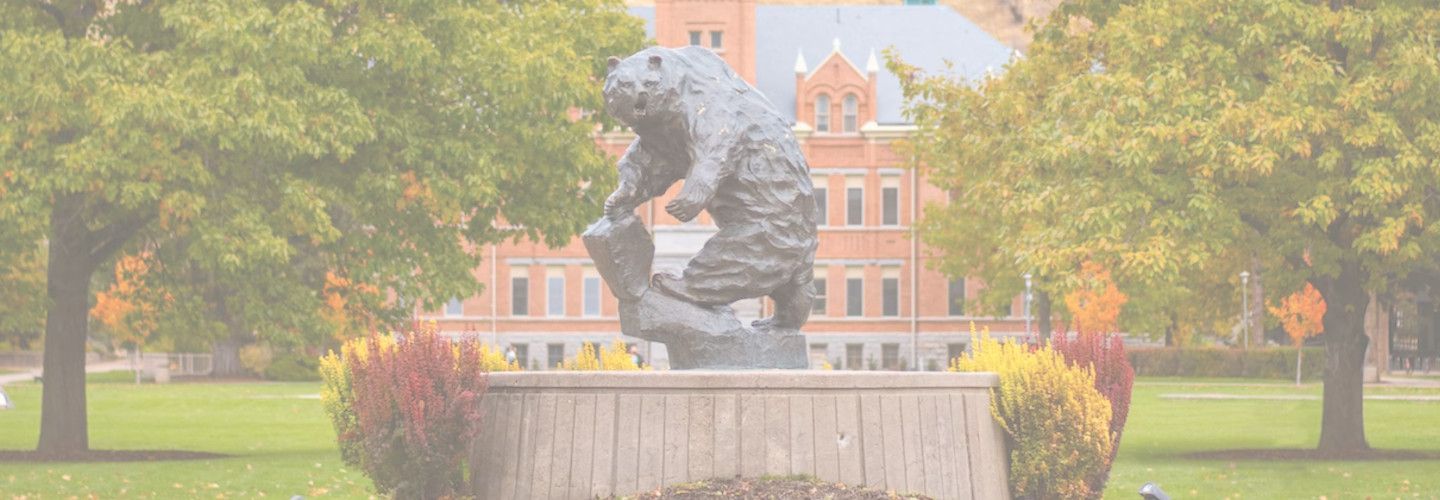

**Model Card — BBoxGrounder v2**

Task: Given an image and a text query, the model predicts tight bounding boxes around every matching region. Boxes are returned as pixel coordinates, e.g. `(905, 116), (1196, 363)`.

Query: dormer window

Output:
(815, 94), (831, 133)
(710, 31), (723, 49)
(843, 94), (858, 133)
(688, 31), (702, 46)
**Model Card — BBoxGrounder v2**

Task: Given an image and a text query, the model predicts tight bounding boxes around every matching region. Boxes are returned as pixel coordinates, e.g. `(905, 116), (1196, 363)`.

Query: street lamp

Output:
(1023, 273), (1033, 338)
(1240, 271), (1250, 349)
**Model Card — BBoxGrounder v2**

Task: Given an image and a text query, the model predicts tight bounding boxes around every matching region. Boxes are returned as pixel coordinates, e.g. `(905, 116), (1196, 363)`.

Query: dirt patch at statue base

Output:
(1184, 449), (1440, 461)
(627, 477), (932, 499)
(0, 449), (227, 462)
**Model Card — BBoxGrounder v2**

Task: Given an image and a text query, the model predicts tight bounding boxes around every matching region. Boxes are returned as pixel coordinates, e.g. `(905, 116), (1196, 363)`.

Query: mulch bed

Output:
(1184, 448), (1440, 461)
(629, 477), (933, 499)
(0, 449), (227, 463)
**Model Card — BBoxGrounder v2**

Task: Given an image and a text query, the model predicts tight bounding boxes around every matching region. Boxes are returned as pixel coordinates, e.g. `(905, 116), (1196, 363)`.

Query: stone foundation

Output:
(469, 371), (1009, 500)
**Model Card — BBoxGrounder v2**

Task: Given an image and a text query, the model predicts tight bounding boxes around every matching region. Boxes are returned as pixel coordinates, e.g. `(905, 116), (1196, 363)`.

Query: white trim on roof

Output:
(806, 38), (870, 82)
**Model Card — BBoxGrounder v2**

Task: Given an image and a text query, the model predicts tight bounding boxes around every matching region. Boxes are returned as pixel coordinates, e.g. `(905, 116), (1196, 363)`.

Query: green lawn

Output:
(1106, 378), (1440, 499)
(0, 377), (1436, 498)
(0, 381), (371, 498)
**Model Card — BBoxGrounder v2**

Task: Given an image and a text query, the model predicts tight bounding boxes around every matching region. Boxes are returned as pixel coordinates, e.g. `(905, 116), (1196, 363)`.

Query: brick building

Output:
(423, 0), (1018, 370)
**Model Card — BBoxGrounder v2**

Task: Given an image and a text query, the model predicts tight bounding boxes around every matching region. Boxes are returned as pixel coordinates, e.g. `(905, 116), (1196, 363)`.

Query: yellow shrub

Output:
(559, 340), (646, 371)
(951, 326), (1113, 500)
(477, 343), (521, 372)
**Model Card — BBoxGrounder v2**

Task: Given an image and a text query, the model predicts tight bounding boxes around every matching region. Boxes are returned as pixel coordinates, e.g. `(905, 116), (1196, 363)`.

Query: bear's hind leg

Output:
(752, 275), (814, 331)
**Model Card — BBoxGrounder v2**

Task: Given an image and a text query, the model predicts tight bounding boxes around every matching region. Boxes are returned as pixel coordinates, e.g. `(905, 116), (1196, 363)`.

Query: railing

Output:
(132, 352), (215, 377)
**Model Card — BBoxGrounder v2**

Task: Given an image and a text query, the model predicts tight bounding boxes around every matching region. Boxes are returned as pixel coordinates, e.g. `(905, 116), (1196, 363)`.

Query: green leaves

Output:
(896, 0), (1440, 336)
(0, 0), (645, 341)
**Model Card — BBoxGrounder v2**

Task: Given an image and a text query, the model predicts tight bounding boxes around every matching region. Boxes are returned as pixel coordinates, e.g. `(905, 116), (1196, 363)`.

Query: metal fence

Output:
(133, 352), (214, 377)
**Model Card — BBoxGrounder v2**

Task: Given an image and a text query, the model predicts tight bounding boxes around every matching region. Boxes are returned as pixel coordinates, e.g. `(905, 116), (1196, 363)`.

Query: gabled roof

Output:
(805, 38), (868, 82)
(627, 5), (1011, 125)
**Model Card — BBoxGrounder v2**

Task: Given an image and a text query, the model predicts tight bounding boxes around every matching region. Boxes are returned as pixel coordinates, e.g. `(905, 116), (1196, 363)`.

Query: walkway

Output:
(1160, 393), (1440, 402)
(0, 359), (134, 386)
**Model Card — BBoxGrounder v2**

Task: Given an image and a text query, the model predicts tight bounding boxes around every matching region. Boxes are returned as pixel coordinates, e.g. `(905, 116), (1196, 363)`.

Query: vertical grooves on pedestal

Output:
(810, 395), (819, 478)
(854, 394), (867, 486)
(610, 392), (621, 496)
(956, 393), (976, 499)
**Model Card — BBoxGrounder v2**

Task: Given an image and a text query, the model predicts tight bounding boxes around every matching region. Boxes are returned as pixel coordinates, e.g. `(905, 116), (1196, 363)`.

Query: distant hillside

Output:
(624, 0), (1062, 51)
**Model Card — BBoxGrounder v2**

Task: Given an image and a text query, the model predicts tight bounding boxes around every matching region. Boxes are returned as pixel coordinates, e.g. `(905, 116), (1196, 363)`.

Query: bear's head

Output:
(604, 48), (681, 127)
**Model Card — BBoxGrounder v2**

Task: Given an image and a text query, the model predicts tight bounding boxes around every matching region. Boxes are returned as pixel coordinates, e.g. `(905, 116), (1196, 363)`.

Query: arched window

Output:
(843, 94), (858, 133)
(815, 94), (831, 133)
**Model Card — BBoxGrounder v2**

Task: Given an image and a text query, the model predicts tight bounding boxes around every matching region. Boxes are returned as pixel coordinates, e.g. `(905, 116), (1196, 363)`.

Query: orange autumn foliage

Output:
(91, 254), (171, 348)
(1268, 282), (1326, 348)
(1065, 262), (1128, 334)
(321, 271), (382, 342)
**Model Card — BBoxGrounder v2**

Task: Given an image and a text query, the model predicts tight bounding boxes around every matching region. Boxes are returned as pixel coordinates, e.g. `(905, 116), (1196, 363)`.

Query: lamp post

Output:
(1024, 273), (1033, 338)
(1240, 271), (1250, 349)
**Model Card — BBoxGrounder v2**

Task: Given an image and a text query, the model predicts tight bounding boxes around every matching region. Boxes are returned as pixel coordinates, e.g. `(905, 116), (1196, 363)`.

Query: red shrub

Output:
(1051, 329), (1134, 492)
(346, 328), (488, 499)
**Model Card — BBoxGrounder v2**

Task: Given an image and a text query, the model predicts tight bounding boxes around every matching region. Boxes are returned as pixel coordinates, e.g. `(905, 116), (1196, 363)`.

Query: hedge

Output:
(1127, 347), (1325, 380)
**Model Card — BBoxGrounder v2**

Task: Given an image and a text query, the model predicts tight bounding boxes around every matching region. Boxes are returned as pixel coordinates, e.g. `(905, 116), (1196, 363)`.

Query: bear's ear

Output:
(607, 56), (621, 73)
(648, 54), (663, 69)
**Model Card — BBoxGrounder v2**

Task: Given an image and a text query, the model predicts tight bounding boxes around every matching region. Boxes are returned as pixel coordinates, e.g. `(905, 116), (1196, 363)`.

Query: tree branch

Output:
(85, 212), (157, 267)
(33, 1), (66, 31)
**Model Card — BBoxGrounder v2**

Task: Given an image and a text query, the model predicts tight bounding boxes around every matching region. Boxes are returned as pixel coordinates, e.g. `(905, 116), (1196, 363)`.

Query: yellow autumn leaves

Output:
(951, 326), (1114, 500)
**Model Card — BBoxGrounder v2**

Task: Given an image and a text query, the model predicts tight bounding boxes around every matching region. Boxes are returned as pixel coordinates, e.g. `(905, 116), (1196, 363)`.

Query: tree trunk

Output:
(1250, 261), (1265, 347)
(1314, 261), (1370, 452)
(209, 293), (253, 378)
(1036, 291), (1052, 339)
(1296, 347), (1303, 386)
(37, 221), (98, 453)
(1164, 311), (1178, 347)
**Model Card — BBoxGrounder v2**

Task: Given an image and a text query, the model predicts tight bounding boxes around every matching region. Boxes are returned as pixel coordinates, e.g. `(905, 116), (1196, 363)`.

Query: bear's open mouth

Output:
(634, 93), (649, 116)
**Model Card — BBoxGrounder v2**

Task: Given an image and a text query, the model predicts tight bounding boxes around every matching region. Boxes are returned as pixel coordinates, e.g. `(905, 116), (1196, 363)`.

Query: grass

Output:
(1105, 378), (1440, 499)
(0, 376), (1437, 498)
(0, 380), (370, 498)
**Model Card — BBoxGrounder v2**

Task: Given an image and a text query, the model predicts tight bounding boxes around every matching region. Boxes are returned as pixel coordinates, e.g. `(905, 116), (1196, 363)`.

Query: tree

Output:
(1269, 282), (1327, 385)
(90, 253), (171, 383)
(1064, 261), (1128, 335)
(0, 0), (644, 453)
(895, 0), (1440, 452)
(0, 248), (46, 351)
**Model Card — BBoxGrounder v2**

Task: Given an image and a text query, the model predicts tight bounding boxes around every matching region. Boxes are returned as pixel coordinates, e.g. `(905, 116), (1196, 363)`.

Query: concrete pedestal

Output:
(469, 371), (1009, 500)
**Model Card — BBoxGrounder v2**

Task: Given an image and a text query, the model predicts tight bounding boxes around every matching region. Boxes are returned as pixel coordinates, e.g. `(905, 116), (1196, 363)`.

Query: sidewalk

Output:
(1370, 375), (1440, 389)
(0, 359), (134, 386)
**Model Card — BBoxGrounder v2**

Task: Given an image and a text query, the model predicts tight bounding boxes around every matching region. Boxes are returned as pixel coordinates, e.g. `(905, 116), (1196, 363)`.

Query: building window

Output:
(843, 94), (858, 133)
(514, 344), (529, 368)
(846, 344), (863, 370)
(812, 277), (827, 315)
(809, 343), (828, 368)
(547, 274), (565, 317)
(948, 278), (965, 316)
(846, 186), (863, 226)
(846, 274), (863, 317)
(815, 94), (830, 133)
(882, 343), (900, 370)
(813, 185), (828, 225)
(444, 297), (463, 317)
(710, 31), (723, 49)
(881, 176), (900, 226)
(583, 275), (602, 317)
(511, 275), (529, 316)
(547, 343), (565, 369)
(688, 30), (701, 46)
(947, 343), (967, 365)
(882, 276), (899, 317)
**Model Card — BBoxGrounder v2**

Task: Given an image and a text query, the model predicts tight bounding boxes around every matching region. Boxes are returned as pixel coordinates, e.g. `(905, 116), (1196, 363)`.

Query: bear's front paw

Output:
(664, 196), (704, 222)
